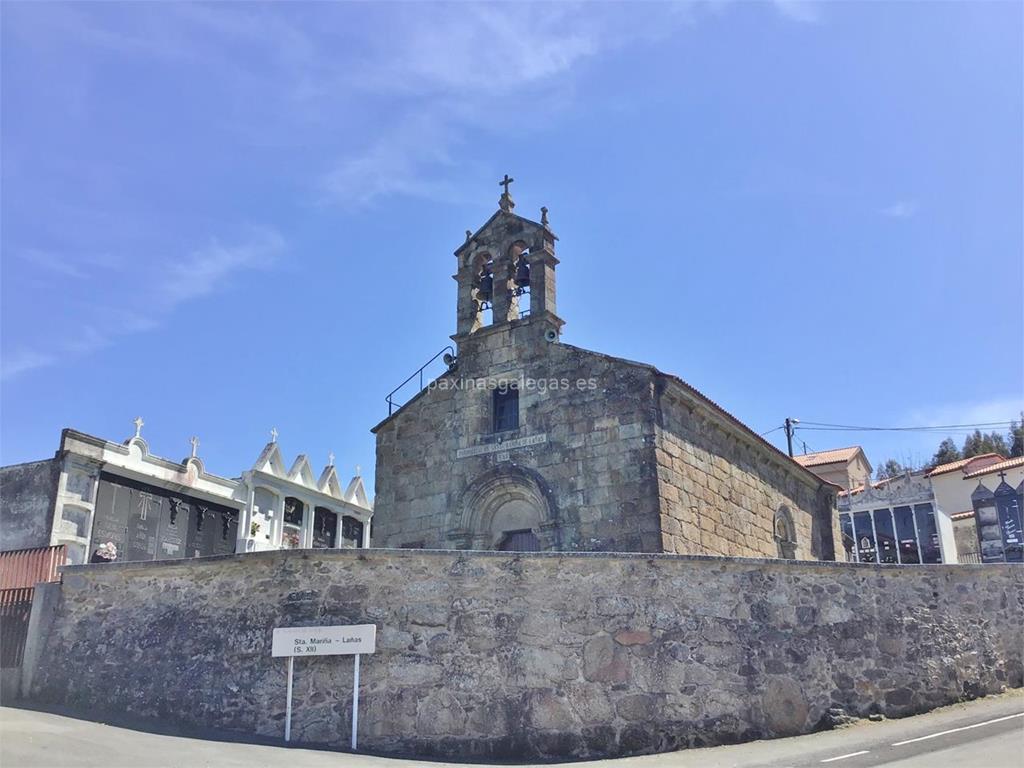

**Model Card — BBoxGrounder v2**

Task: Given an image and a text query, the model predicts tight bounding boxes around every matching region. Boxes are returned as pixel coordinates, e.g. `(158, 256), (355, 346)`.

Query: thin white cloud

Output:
(772, 1), (822, 24)
(2, 229), (286, 381)
(160, 228), (285, 307)
(317, 4), (691, 207)
(0, 350), (57, 381)
(881, 200), (919, 218)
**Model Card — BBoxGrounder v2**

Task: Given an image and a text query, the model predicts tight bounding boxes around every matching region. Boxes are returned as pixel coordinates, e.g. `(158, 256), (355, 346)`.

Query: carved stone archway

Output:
(447, 466), (558, 551)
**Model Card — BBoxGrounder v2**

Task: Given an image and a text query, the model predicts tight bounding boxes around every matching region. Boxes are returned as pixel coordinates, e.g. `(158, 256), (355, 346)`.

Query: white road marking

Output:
(821, 751), (869, 763)
(891, 711), (1024, 747)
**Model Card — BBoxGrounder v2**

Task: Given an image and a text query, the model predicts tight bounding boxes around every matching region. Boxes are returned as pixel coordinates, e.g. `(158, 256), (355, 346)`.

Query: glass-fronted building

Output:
(838, 471), (955, 564)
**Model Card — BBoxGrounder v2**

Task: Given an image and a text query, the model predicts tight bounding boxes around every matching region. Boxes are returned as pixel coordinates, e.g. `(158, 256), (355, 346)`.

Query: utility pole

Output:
(784, 417), (800, 457)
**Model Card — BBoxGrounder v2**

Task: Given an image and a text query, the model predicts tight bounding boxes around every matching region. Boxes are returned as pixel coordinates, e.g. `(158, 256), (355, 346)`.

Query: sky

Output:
(2, 1), (1022, 493)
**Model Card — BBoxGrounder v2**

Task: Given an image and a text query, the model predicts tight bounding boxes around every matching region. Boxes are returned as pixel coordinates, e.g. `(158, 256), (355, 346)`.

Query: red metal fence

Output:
(0, 545), (67, 590)
(0, 545), (65, 668)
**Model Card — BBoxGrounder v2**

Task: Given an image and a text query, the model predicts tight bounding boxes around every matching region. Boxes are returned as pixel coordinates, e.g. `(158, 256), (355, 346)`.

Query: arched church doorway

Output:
(448, 467), (556, 551)
(497, 529), (541, 551)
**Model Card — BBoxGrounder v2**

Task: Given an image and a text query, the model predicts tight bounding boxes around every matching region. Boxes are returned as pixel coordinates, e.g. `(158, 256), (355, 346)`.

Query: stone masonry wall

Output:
(654, 384), (839, 560)
(373, 326), (835, 558)
(30, 549), (1023, 762)
(372, 326), (663, 552)
(0, 459), (58, 552)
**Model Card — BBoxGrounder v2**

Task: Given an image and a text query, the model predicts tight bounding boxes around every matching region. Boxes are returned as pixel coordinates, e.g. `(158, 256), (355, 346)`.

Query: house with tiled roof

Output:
(926, 453), (1024, 563)
(793, 446), (872, 491)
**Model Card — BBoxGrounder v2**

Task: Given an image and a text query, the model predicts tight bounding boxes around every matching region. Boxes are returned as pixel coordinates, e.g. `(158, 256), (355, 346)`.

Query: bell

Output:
(477, 271), (493, 302)
(514, 258), (530, 288)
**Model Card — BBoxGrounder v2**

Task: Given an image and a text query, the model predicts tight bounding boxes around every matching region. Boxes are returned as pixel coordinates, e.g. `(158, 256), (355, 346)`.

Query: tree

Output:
(962, 429), (1008, 459)
(876, 459), (906, 481)
(929, 438), (961, 468)
(1009, 413), (1024, 458)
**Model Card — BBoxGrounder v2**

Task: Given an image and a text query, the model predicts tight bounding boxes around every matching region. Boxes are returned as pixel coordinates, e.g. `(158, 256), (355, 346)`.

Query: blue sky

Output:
(2, 1), (1021, 490)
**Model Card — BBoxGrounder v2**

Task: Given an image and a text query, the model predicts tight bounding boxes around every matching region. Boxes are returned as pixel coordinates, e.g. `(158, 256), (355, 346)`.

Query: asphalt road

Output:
(1, 691), (1022, 768)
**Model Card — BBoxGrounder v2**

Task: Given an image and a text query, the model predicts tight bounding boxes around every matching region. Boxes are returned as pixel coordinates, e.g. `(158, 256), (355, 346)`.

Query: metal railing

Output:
(385, 346), (456, 416)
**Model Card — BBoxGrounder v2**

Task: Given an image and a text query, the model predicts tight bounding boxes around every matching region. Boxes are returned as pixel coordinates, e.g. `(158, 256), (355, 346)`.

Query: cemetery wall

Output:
(27, 548), (1024, 761)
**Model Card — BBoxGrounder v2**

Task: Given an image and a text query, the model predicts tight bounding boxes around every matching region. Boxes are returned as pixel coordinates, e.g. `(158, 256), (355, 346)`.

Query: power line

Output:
(796, 420), (1015, 433)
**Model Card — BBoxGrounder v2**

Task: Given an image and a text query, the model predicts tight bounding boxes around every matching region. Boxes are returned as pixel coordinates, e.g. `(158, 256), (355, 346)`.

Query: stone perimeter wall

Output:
(29, 549), (1023, 762)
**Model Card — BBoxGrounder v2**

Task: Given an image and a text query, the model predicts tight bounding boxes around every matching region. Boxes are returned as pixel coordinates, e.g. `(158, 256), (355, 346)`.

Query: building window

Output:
(493, 386), (519, 432)
(914, 503), (942, 564)
(873, 508), (899, 563)
(840, 504), (940, 565)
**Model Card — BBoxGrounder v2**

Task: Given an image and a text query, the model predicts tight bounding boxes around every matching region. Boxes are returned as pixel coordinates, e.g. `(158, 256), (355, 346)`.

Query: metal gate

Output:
(0, 545), (66, 669)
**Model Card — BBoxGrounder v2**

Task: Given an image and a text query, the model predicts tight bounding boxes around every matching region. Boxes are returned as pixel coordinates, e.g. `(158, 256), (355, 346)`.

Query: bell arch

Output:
(447, 466), (558, 551)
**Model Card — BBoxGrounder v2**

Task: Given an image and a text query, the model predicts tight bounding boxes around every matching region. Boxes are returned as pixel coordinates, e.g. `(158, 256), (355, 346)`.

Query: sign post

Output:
(272, 624), (377, 749)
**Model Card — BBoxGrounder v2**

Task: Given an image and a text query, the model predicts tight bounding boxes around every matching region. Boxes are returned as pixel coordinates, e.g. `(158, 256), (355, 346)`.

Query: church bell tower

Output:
(452, 176), (563, 352)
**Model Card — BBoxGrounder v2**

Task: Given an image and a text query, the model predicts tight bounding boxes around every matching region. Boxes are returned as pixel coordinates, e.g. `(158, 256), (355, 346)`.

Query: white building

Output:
(0, 423), (372, 565)
(837, 472), (956, 564)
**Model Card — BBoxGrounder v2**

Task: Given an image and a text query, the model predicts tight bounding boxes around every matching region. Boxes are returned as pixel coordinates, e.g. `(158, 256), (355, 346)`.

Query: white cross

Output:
(355, 464), (361, 477)
(190, 436), (200, 458)
(328, 451), (335, 467)
(270, 427), (278, 443)
(133, 416), (144, 438)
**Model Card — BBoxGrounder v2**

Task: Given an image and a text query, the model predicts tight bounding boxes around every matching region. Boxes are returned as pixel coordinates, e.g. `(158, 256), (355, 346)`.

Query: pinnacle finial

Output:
(465, 229), (472, 242)
(328, 451), (335, 467)
(133, 416), (144, 438)
(355, 464), (362, 477)
(270, 427), (278, 443)
(540, 206), (549, 227)
(190, 436), (199, 458)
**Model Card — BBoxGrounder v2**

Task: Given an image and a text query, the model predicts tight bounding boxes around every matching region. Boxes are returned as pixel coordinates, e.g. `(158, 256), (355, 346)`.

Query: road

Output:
(1, 691), (1021, 768)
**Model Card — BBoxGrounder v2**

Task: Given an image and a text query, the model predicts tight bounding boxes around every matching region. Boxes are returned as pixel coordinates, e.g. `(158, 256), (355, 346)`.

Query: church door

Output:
(497, 529), (541, 552)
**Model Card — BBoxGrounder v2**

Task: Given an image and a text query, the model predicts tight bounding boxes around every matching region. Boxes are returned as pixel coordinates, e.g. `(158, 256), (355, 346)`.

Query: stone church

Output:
(372, 181), (839, 558)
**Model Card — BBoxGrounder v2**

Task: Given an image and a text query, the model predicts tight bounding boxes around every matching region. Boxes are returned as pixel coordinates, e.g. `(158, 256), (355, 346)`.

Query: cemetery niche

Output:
(91, 473), (238, 563)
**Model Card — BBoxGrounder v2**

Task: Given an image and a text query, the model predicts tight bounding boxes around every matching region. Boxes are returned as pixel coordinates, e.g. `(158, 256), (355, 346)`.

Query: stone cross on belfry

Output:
(498, 174), (515, 212)
(328, 451), (335, 467)
(133, 416), (144, 438)
(270, 427), (278, 443)
(998, 470), (1008, 483)
(190, 436), (199, 458)
(355, 464), (362, 477)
